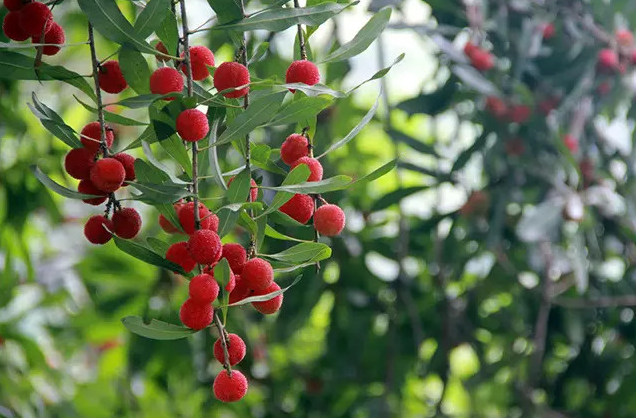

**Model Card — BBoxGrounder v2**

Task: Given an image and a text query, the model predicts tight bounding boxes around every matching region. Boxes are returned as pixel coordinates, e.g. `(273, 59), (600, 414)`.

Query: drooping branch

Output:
(87, 22), (110, 158)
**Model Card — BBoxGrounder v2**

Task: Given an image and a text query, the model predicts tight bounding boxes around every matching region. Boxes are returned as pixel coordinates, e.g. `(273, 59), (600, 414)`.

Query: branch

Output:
(293, 0), (307, 60)
(87, 23), (110, 158)
(553, 295), (636, 308)
(528, 242), (553, 388)
(213, 313), (232, 374)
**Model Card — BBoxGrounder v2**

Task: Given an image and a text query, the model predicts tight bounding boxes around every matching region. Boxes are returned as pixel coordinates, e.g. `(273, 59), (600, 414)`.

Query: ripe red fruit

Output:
(542, 23), (555, 40)
(225, 270), (236, 292)
(78, 179), (107, 205)
(112, 207), (142, 239)
(80, 122), (114, 152)
(213, 62), (250, 98)
(179, 298), (213, 330)
(187, 229), (222, 264)
(504, 137), (525, 157)
(98, 60), (128, 94)
(285, 60), (320, 93)
(463, 41), (478, 57)
(90, 157), (125, 193)
(177, 201), (212, 234)
(213, 333), (246, 366)
(149, 67), (184, 99)
(507, 104), (531, 124)
(229, 275), (251, 304)
(180, 45), (215, 81)
(470, 49), (495, 71)
(242, 257), (273, 292)
(538, 96), (559, 115)
(4, 0), (30, 12)
(32, 21), (64, 55)
(227, 176), (258, 202)
(314, 204), (345, 236)
(19, 1), (52, 37)
(221, 243), (247, 274)
(598, 48), (619, 73)
(84, 215), (113, 245)
(159, 214), (179, 233)
(279, 193), (314, 224)
(485, 96), (508, 119)
(616, 29), (633, 47)
(291, 156), (323, 182)
(189, 273), (219, 304)
(252, 282), (283, 314)
(166, 242), (196, 273)
(460, 190), (490, 217)
(281, 133), (309, 165)
(64, 147), (95, 180)
(204, 212), (219, 233)
(113, 153), (136, 182)
(155, 41), (170, 62)
(176, 108), (209, 142)
(2, 11), (28, 41)
(213, 370), (248, 403)
(563, 134), (578, 154)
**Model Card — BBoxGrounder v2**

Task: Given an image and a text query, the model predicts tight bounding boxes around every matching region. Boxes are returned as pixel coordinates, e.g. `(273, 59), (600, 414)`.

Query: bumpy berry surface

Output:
(187, 229), (222, 265)
(281, 133), (309, 165)
(213, 370), (248, 402)
(291, 156), (323, 182)
(112, 207), (142, 239)
(241, 257), (273, 292)
(113, 153), (136, 182)
(84, 215), (113, 245)
(204, 212), (219, 233)
(252, 282), (283, 314)
(176, 109), (209, 142)
(225, 270), (236, 292)
(80, 121), (114, 152)
(285, 60), (320, 93)
(221, 243), (247, 274)
(213, 333), (246, 366)
(166, 242), (196, 273)
(189, 273), (219, 304)
(64, 147), (95, 180)
(213, 62), (250, 98)
(177, 201), (212, 234)
(90, 157), (125, 193)
(470, 49), (494, 71)
(149, 67), (184, 99)
(78, 179), (107, 205)
(4, 0), (30, 12)
(179, 298), (213, 330)
(227, 176), (258, 202)
(19, 1), (53, 37)
(279, 193), (314, 224)
(155, 41), (169, 62)
(98, 60), (128, 94)
(31, 20), (64, 55)
(3, 11), (28, 41)
(180, 46), (215, 81)
(314, 204), (345, 236)
(229, 275), (251, 304)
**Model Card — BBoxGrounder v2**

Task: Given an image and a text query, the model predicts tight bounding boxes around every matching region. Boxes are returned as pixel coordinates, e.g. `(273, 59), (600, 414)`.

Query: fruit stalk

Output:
(214, 313), (232, 374)
(293, 0), (307, 60)
(87, 22), (109, 158)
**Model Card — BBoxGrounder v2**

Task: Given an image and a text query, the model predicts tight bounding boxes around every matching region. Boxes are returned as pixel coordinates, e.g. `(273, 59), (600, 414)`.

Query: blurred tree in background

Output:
(3, 0), (636, 417)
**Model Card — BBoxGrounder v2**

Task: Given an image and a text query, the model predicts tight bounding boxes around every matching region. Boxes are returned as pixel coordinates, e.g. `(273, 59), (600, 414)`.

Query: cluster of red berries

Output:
(463, 41), (495, 72)
(63, 121), (140, 244)
(2, 0), (65, 56)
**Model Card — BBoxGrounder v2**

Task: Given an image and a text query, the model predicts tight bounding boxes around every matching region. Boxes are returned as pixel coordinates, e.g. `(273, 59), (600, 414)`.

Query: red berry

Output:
(504, 137), (525, 157)
(159, 213), (179, 233)
(470, 49), (495, 71)
(563, 134), (579, 154)
(463, 41), (478, 57)
(80, 121), (114, 152)
(78, 179), (107, 205)
(179, 298), (213, 330)
(112, 207), (142, 239)
(225, 270), (236, 292)
(241, 257), (273, 292)
(189, 273), (219, 303)
(281, 133), (309, 165)
(507, 104), (531, 124)
(538, 96), (559, 115)
(291, 156), (323, 182)
(204, 212), (219, 233)
(229, 275), (251, 304)
(155, 41), (170, 62)
(598, 48), (619, 73)
(176, 108), (209, 142)
(213, 62), (250, 98)
(187, 229), (222, 264)
(221, 243), (247, 274)
(285, 60), (320, 93)
(485, 96), (507, 119)
(166, 242), (196, 273)
(314, 204), (345, 236)
(252, 282), (283, 314)
(180, 45), (215, 81)
(2, 11), (28, 41)
(616, 29), (633, 47)
(213, 370), (248, 402)
(279, 193), (314, 224)
(4, 0), (31, 12)
(113, 153), (136, 182)
(149, 67), (184, 99)
(84, 215), (113, 245)
(177, 201), (212, 235)
(64, 147), (95, 180)
(213, 333), (246, 366)
(32, 21), (64, 55)
(19, 1), (52, 37)
(98, 60), (128, 94)
(90, 157), (125, 193)
(227, 176), (258, 202)
(542, 23), (555, 40)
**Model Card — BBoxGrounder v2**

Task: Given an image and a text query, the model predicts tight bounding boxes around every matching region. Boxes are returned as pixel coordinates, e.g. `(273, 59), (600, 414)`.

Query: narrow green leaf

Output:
(112, 235), (187, 275)
(279, 83), (347, 98)
(147, 237), (170, 255)
(128, 181), (191, 203)
(121, 316), (196, 340)
(226, 168), (251, 204)
(256, 214), (267, 249)
(217, 208), (240, 238)
(349, 53), (404, 93)
(249, 42), (270, 65)
(266, 96), (332, 126)
(350, 159), (396, 187)
(213, 258), (231, 287)
(238, 211), (258, 235)
(31, 166), (102, 200)
(261, 175), (351, 194)
(218, 202), (263, 212)
(262, 243), (332, 263)
(390, 129), (438, 156)
(119, 44), (152, 94)
(156, 10), (179, 57)
(452, 132), (488, 172)
(371, 186), (429, 211)
(160, 135), (192, 178)
(452, 64), (500, 96)
(134, 0), (171, 38)
(74, 95), (148, 126)
(226, 275), (302, 307)
(270, 210), (310, 227)
(258, 164), (311, 217)
(142, 141), (190, 185)
(206, 0), (243, 25)
(205, 107), (227, 189)
(265, 225), (311, 242)
(29, 93), (82, 148)
(121, 125), (156, 151)
(113, 94), (163, 108)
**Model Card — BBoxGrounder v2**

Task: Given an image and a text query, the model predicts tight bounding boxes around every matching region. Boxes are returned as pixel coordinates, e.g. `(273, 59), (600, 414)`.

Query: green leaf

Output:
(114, 94), (164, 109)
(121, 316), (196, 340)
(128, 181), (191, 203)
(316, 89), (380, 158)
(258, 164), (311, 217)
(119, 44), (152, 94)
(213, 258), (231, 287)
(349, 53), (404, 93)
(270, 210), (308, 227)
(147, 237), (170, 255)
(206, 0), (243, 25)
(265, 224), (311, 242)
(213, 2), (356, 32)
(121, 125), (156, 151)
(134, 0), (171, 38)
(206, 107), (227, 189)
(238, 211), (258, 235)
(142, 141), (190, 185)
(156, 10), (179, 57)
(320, 8), (391, 63)
(451, 132), (488, 172)
(390, 129), (438, 156)
(279, 83), (347, 98)
(371, 186), (429, 211)
(112, 235), (187, 275)
(29, 94), (82, 148)
(452, 65), (500, 96)
(226, 275), (302, 307)
(218, 202), (263, 212)
(160, 135), (192, 178)
(78, 0), (157, 55)
(249, 42), (270, 65)
(396, 76), (457, 115)
(74, 95), (149, 127)
(226, 168), (252, 204)
(350, 158), (396, 187)
(31, 166), (102, 200)
(263, 242), (332, 263)
(266, 96), (332, 126)
(256, 213), (267, 250)
(262, 175), (351, 194)
(216, 208), (240, 238)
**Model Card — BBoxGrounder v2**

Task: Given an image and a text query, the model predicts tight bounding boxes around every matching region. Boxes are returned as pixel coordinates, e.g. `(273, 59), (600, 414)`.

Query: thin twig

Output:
(213, 313), (232, 374)
(294, 0), (307, 60)
(87, 23), (110, 158)
(529, 242), (553, 388)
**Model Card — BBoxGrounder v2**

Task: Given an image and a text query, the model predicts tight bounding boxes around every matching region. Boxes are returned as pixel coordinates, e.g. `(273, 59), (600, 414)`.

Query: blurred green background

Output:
(4, 0), (636, 417)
